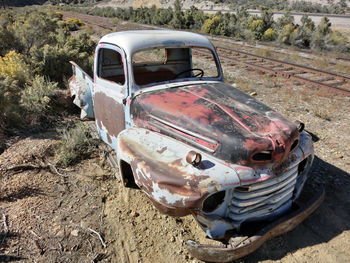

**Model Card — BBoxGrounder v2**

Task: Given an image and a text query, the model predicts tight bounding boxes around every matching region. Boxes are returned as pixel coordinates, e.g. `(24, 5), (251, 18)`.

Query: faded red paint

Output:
(157, 146), (167, 154)
(132, 83), (299, 165)
(140, 89), (224, 125)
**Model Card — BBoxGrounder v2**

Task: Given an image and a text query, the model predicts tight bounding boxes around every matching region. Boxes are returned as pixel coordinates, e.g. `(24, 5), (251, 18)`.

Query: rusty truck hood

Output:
(131, 82), (299, 165)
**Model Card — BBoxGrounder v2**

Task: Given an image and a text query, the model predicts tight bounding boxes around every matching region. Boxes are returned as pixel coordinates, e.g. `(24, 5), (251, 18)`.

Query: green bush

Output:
(10, 11), (59, 55)
(65, 17), (85, 31)
(30, 32), (95, 84)
(262, 28), (276, 41)
(0, 26), (18, 56)
(249, 19), (265, 40)
(0, 9), (96, 132)
(0, 50), (30, 85)
(170, 0), (184, 29)
(201, 16), (222, 35)
(20, 75), (57, 115)
(0, 76), (22, 128)
(56, 123), (96, 167)
(278, 23), (296, 45)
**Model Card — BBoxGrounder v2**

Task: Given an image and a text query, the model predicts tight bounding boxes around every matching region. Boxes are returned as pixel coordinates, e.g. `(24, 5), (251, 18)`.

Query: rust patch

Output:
(93, 92), (125, 138)
(120, 137), (211, 213)
(157, 146), (167, 154)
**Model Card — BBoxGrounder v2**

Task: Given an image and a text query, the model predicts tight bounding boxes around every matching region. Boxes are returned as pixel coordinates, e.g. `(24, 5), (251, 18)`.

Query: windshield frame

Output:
(129, 45), (223, 91)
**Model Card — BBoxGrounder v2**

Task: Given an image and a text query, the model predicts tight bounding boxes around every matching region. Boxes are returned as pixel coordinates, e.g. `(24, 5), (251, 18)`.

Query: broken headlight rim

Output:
(202, 191), (226, 213)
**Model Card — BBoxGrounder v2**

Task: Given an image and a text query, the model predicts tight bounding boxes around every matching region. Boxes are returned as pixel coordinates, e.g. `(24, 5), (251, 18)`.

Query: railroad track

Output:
(215, 46), (350, 95)
(62, 11), (350, 95)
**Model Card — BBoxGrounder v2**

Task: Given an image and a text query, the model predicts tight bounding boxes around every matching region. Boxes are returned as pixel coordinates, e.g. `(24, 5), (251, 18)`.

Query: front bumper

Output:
(187, 185), (324, 262)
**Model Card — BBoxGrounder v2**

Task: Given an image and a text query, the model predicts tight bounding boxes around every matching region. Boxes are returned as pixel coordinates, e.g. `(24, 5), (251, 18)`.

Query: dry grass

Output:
(254, 48), (273, 58)
(312, 104), (332, 121)
(310, 58), (332, 71)
(56, 123), (97, 167)
(334, 62), (350, 76)
(233, 74), (258, 93)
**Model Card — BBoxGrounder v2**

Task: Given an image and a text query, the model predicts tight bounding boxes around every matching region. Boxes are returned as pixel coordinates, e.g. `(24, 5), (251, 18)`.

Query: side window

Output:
(98, 48), (125, 85)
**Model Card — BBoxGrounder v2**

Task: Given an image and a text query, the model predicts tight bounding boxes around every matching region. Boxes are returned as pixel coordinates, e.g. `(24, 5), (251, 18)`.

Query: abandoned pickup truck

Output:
(69, 30), (324, 262)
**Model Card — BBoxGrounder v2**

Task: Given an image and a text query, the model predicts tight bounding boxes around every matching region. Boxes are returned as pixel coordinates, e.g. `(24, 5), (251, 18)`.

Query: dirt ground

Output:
(1, 12), (350, 263)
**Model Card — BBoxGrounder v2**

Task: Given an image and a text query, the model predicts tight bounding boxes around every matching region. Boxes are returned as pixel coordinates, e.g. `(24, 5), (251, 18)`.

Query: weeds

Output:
(234, 75), (257, 93)
(254, 48), (273, 58)
(313, 105), (332, 121)
(56, 123), (97, 167)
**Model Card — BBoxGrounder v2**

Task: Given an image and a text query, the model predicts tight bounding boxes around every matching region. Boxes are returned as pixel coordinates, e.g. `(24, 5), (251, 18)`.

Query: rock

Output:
(56, 229), (65, 237)
(250, 91), (257, 96)
(131, 211), (139, 217)
(71, 229), (79, 237)
(170, 235), (175, 242)
(80, 220), (88, 228)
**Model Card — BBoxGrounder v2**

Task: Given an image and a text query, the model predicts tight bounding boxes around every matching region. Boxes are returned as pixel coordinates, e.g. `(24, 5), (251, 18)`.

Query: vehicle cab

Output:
(93, 30), (224, 148)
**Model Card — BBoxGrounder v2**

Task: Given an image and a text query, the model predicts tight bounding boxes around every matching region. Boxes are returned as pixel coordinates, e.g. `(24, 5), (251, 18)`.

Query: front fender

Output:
(116, 128), (242, 216)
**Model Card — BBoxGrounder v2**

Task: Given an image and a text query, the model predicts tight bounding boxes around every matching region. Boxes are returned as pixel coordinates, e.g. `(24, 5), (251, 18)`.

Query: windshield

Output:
(132, 46), (220, 88)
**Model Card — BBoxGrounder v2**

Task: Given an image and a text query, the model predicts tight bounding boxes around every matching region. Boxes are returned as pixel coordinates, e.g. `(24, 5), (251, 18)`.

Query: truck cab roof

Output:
(99, 30), (215, 55)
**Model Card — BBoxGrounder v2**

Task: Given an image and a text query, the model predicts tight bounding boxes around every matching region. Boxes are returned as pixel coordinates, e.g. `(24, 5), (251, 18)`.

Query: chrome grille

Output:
(228, 166), (298, 222)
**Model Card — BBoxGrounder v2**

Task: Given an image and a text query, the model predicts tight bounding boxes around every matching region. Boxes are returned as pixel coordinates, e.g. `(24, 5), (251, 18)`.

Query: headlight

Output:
(202, 191), (226, 213)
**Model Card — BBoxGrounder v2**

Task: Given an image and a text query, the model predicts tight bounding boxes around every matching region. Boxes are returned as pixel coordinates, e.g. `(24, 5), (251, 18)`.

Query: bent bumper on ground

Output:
(187, 186), (325, 262)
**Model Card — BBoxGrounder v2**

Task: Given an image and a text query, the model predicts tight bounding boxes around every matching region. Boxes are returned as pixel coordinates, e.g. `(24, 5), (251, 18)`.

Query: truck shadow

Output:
(242, 155), (350, 262)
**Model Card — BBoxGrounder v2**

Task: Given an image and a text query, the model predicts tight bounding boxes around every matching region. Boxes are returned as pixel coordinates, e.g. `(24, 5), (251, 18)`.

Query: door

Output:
(93, 43), (128, 149)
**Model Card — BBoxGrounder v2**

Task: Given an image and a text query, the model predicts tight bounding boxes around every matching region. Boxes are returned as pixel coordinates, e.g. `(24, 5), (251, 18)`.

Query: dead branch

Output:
(58, 242), (63, 254)
(30, 230), (41, 239)
(2, 214), (8, 233)
(4, 161), (65, 177)
(48, 163), (65, 176)
(87, 238), (93, 254)
(87, 228), (106, 248)
(5, 163), (41, 173)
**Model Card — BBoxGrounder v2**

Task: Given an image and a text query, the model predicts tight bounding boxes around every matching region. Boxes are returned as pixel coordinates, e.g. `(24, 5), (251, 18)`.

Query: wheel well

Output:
(120, 160), (139, 189)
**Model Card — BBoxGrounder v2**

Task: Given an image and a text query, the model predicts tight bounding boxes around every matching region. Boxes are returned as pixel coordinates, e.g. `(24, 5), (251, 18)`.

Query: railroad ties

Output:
(216, 46), (350, 95)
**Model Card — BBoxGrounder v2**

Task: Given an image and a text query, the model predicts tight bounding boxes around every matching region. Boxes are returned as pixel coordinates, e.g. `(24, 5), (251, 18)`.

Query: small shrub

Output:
(0, 26), (18, 56)
(65, 18), (85, 31)
(55, 11), (64, 19)
(201, 16), (221, 35)
(249, 19), (265, 40)
(0, 76), (22, 128)
(313, 106), (332, 121)
(20, 75), (58, 115)
(56, 123), (96, 167)
(278, 23), (296, 45)
(0, 51), (29, 84)
(262, 28), (276, 41)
